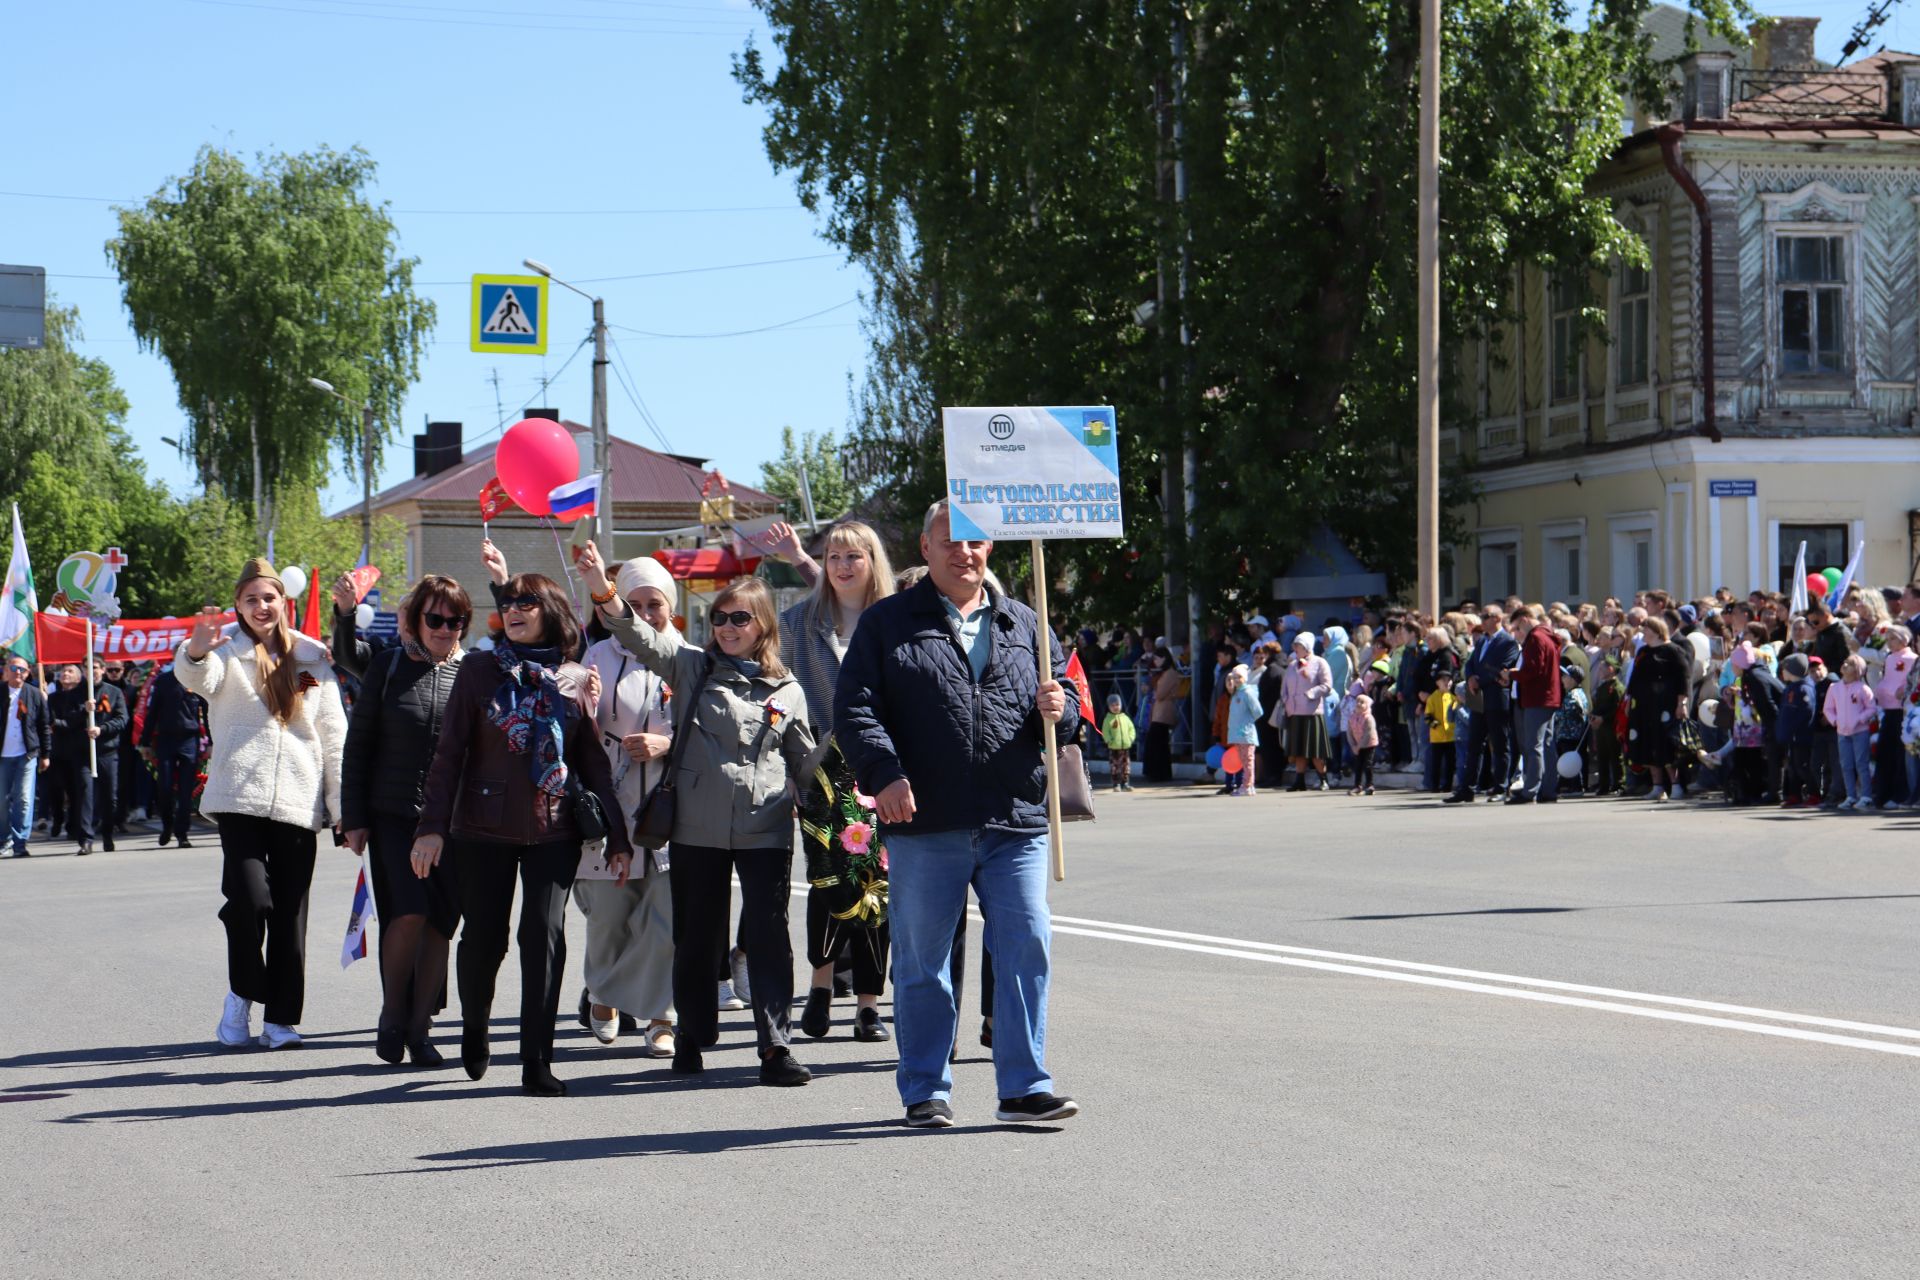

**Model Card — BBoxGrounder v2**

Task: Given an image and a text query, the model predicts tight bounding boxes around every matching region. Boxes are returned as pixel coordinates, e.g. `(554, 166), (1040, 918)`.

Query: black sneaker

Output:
(759, 1048), (811, 1087)
(905, 1099), (954, 1128)
(853, 1006), (891, 1042)
(995, 1092), (1079, 1123)
(799, 986), (832, 1039)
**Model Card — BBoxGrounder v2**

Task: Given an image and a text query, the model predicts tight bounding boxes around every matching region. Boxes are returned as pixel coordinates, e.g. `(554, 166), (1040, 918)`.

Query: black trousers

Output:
(806, 886), (888, 996)
(454, 838), (577, 1064)
(1142, 723), (1173, 782)
(1456, 700), (1510, 794)
(54, 757), (94, 843)
(217, 814), (318, 1026)
(672, 844), (792, 1054)
(1873, 710), (1908, 806)
(154, 747), (198, 838)
(92, 753), (118, 848)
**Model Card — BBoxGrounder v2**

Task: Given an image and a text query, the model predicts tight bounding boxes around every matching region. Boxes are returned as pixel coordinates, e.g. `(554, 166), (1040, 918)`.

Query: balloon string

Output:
(544, 516), (582, 616)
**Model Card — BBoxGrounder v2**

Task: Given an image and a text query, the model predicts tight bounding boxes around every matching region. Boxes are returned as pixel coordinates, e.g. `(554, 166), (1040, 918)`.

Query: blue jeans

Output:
(1839, 730), (1873, 805)
(0, 753), (31, 853)
(888, 827), (1053, 1107)
(1520, 706), (1558, 799)
(1453, 709), (1474, 791)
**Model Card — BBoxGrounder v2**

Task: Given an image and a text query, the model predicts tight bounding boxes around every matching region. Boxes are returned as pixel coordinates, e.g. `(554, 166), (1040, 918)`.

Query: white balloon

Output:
(1556, 750), (1583, 780)
(355, 603), (374, 629)
(279, 565), (308, 599)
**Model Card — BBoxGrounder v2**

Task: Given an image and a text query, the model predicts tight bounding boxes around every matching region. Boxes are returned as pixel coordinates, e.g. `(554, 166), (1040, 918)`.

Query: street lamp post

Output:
(1416, 0), (1441, 618)
(308, 378), (375, 565)
(524, 259), (613, 553)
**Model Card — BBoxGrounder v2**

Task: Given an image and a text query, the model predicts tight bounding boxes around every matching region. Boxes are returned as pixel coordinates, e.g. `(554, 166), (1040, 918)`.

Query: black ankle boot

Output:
(461, 1019), (490, 1081)
(521, 1060), (566, 1097)
(407, 1035), (445, 1068)
(374, 1023), (405, 1065)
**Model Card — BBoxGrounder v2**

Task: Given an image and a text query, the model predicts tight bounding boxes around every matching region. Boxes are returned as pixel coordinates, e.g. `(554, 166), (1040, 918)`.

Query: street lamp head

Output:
(307, 377), (336, 393)
(523, 258), (553, 277)
(159, 436), (180, 449)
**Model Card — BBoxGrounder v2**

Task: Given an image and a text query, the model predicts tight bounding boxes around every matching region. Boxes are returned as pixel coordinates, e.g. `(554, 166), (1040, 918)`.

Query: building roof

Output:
(364, 423), (778, 513)
(1731, 50), (1920, 122)
(1641, 2), (1743, 64)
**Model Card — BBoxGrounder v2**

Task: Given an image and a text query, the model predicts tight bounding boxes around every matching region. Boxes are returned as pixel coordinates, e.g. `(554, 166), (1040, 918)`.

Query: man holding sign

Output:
(835, 498), (1078, 1129)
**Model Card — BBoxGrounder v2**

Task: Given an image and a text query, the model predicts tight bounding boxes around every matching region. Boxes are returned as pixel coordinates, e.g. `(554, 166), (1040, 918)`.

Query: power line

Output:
(182, 0), (751, 36)
(610, 297), (858, 339)
(1, 189), (798, 217)
(292, 0), (751, 28)
(46, 252), (839, 287)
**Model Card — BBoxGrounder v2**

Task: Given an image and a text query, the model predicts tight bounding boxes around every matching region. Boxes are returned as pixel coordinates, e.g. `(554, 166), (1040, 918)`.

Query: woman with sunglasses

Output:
(576, 540), (818, 1087)
(340, 576), (472, 1068)
(411, 542), (632, 1096)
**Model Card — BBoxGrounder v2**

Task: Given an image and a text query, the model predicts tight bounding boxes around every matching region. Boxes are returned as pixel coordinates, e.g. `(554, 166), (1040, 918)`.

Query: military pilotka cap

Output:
(234, 557), (284, 594)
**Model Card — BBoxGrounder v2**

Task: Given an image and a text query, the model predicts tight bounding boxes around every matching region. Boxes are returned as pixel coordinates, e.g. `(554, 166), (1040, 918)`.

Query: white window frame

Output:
(1616, 254), (1652, 389)
(1608, 510), (1660, 602)
(1477, 526), (1523, 603)
(1549, 273), (1581, 404)
(1759, 182), (1870, 405)
(1539, 518), (1588, 606)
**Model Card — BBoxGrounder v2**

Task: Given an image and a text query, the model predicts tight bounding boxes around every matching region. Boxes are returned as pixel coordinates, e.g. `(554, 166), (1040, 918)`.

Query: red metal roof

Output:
(369, 422), (777, 510)
(653, 547), (761, 581)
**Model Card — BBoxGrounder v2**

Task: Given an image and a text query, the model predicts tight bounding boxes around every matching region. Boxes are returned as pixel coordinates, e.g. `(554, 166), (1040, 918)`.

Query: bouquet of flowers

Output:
(798, 739), (887, 930)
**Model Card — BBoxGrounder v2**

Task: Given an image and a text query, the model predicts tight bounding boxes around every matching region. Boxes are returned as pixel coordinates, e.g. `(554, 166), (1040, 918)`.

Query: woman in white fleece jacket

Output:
(176, 558), (347, 1051)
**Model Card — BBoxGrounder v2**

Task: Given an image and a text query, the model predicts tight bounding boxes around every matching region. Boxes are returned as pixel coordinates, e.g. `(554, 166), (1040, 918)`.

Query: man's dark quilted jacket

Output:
(834, 576), (1071, 836)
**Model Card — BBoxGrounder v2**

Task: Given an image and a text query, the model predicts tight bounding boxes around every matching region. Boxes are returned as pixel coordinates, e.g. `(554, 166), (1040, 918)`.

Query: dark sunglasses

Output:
(422, 612), (469, 632)
(712, 609), (757, 628)
(500, 596), (541, 614)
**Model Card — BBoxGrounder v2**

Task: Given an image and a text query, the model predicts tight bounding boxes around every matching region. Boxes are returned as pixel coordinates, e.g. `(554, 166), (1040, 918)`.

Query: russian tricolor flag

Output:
(548, 474), (601, 523)
(341, 865), (375, 969)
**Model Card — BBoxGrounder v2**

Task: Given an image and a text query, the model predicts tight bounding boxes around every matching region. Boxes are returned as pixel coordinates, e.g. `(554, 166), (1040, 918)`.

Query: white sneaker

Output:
(729, 946), (752, 1003)
(217, 992), (253, 1047)
(1650, 787), (1669, 803)
(643, 1023), (677, 1058)
(717, 980), (747, 1011)
(258, 1022), (302, 1049)
(588, 1004), (619, 1045)
(1838, 797), (1856, 811)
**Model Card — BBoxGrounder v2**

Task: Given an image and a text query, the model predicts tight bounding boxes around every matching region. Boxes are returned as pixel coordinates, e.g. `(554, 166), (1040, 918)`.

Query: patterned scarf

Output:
(486, 640), (572, 796)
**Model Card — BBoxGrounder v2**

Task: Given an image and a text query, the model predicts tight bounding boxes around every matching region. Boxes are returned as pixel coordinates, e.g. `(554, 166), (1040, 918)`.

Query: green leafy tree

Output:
(737, 0), (1747, 622)
(107, 145), (435, 543)
(268, 486), (408, 594)
(0, 305), (131, 498)
(758, 425), (855, 523)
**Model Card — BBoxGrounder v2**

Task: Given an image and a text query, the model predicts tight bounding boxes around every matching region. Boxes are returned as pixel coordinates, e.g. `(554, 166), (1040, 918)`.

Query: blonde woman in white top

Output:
(176, 557), (347, 1051)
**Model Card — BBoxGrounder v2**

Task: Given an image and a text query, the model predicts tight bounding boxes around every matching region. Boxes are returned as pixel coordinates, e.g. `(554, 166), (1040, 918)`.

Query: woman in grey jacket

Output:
(778, 519), (894, 1043)
(576, 541), (817, 1086)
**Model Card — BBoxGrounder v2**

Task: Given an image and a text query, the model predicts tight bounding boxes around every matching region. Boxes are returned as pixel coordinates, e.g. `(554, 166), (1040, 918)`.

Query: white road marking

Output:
(783, 880), (1920, 1058)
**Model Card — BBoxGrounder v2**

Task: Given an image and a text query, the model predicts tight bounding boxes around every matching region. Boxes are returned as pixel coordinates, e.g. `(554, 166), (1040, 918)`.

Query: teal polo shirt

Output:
(942, 594), (994, 682)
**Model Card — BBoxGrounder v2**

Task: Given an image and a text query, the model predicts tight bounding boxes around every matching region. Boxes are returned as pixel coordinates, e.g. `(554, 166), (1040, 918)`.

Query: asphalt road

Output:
(3, 787), (1916, 1279)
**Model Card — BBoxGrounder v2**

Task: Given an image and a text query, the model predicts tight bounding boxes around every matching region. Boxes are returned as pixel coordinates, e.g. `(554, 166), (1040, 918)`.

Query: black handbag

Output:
(632, 657), (712, 851)
(570, 779), (609, 844)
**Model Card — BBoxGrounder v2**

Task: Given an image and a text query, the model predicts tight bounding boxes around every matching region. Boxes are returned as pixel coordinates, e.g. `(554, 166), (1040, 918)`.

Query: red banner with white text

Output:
(33, 612), (236, 665)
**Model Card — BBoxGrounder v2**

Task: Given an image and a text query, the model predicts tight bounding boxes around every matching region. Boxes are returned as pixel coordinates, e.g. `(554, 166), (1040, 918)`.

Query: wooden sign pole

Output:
(84, 617), (97, 775)
(1030, 539), (1066, 882)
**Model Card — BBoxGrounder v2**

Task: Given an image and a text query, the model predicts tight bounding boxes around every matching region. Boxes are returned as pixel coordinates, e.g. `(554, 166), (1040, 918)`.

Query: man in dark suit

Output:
(1445, 606), (1520, 804)
(0, 654), (51, 856)
(140, 660), (206, 848)
(85, 658), (130, 852)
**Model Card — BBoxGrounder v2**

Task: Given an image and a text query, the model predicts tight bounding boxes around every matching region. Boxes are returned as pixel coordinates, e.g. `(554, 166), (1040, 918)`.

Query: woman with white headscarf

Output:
(570, 555), (681, 1058)
(1277, 632), (1334, 790)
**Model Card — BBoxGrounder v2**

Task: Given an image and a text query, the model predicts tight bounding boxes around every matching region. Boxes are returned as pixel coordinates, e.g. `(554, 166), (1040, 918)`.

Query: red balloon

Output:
(495, 418), (580, 517)
(1806, 573), (1829, 598)
(1221, 744), (1244, 774)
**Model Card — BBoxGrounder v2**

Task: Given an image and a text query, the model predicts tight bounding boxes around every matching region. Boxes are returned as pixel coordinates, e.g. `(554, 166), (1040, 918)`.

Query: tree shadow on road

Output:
(371, 1116), (1060, 1175)
(1333, 893), (1920, 922)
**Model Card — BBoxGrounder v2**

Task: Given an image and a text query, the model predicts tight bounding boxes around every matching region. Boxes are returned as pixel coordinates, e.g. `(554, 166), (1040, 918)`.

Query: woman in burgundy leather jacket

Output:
(411, 541), (631, 1097)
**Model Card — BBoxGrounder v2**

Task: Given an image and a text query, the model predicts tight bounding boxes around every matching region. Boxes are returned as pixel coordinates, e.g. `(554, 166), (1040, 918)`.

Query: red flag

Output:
(299, 568), (324, 639)
(343, 564), (381, 604)
(1064, 650), (1098, 726)
(479, 475), (516, 521)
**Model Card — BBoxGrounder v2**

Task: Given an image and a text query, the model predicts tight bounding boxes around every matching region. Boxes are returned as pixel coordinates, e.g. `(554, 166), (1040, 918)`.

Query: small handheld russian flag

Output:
(341, 865), (375, 969)
(548, 474), (602, 523)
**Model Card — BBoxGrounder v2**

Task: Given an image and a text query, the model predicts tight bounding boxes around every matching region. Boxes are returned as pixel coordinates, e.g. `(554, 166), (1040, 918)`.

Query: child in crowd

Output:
(1552, 665), (1589, 797)
(1775, 653), (1817, 808)
(1823, 653), (1878, 811)
(1726, 666), (1769, 805)
(1100, 693), (1137, 793)
(1422, 670), (1458, 793)
(1807, 656), (1840, 807)
(1223, 664), (1262, 797)
(1346, 678), (1379, 796)
(1588, 653), (1625, 795)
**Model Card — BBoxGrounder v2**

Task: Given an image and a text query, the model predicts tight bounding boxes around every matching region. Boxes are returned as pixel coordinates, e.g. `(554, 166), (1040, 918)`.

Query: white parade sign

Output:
(941, 405), (1122, 541)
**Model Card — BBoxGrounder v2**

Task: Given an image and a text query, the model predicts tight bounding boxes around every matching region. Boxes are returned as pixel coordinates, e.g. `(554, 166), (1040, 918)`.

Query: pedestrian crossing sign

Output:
(470, 273), (548, 354)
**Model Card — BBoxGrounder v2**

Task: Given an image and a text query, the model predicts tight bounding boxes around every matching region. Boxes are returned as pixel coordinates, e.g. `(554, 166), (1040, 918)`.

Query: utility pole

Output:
(526, 259), (614, 552)
(361, 400), (375, 565)
(1173, 8), (1205, 749)
(591, 296), (611, 552)
(1416, 0), (1441, 618)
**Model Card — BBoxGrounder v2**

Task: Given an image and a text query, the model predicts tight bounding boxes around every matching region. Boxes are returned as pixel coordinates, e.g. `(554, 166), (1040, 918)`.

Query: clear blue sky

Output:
(4, 0), (864, 511)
